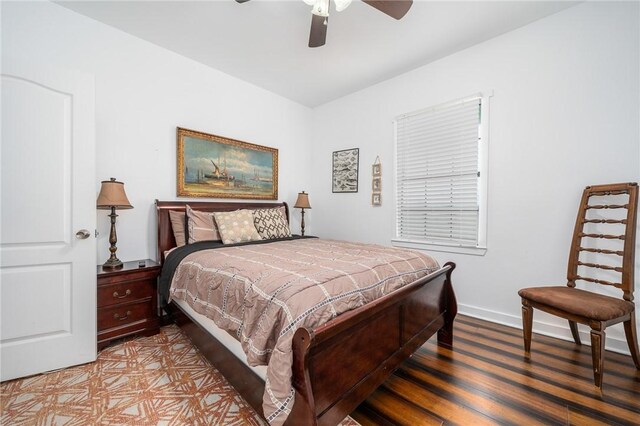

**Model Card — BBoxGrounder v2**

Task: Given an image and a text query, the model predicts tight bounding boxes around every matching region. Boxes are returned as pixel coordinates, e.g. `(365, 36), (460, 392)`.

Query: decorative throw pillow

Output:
(186, 205), (221, 243)
(213, 209), (262, 244)
(169, 210), (187, 247)
(253, 207), (291, 239)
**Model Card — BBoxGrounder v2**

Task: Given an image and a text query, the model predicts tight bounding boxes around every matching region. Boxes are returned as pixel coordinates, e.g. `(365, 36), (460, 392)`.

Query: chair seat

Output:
(518, 286), (634, 322)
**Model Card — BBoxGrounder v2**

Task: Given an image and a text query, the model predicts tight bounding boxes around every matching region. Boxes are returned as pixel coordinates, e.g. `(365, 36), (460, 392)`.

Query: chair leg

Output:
(569, 320), (581, 345)
(521, 302), (533, 359)
(590, 327), (606, 389)
(623, 311), (640, 369)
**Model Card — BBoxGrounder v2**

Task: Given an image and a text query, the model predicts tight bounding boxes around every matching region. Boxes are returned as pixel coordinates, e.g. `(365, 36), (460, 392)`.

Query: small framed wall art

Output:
(371, 156), (382, 206)
(332, 148), (359, 193)
(372, 177), (381, 192)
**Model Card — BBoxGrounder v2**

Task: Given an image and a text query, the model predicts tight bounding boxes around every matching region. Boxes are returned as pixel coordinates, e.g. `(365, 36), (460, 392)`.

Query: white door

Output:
(1, 58), (96, 381)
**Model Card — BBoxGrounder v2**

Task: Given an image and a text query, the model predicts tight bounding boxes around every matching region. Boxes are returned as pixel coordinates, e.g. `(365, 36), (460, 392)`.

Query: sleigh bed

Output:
(156, 200), (457, 426)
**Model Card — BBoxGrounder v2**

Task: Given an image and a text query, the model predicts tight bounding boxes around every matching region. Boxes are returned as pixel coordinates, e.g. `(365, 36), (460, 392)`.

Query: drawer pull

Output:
(114, 311), (132, 321)
(113, 289), (132, 299)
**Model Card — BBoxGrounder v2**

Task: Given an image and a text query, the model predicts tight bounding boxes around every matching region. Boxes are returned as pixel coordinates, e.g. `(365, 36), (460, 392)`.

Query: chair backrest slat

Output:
(567, 182), (638, 302)
(586, 204), (629, 210)
(576, 261), (623, 273)
(574, 275), (622, 287)
(578, 247), (624, 256)
(579, 233), (626, 240)
(583, 219), (626, 224)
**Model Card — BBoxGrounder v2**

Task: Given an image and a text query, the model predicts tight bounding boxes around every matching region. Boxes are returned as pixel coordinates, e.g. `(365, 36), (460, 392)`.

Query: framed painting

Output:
(332, 148), (359, 193)
(177, 127), (278, 199)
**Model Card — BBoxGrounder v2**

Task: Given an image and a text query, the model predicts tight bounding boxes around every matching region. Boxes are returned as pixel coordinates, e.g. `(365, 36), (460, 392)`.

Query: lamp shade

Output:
(96, 178), (133, 210)
(294, 191), (311, 209)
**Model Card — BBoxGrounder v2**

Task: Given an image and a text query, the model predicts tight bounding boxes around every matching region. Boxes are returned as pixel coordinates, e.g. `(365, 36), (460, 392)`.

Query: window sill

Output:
(391, 239), (487, 256)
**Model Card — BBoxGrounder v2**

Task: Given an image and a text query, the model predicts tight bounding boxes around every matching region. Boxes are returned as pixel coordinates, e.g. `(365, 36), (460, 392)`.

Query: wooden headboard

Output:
(155, 200), (289, 265)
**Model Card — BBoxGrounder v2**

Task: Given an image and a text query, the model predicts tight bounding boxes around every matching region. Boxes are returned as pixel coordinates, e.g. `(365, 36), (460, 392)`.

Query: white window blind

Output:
(395, 96), (482, 248)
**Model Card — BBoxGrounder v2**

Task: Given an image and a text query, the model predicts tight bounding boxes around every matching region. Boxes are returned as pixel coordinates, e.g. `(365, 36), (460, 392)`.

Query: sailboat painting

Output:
(177, 127), (278, 199)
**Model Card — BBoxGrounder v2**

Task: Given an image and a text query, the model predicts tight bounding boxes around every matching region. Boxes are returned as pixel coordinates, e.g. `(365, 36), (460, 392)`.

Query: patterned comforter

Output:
(168, 238), (439, 425)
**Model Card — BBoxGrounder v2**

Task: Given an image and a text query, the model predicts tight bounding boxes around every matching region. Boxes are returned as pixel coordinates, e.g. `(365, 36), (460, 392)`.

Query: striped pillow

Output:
(186, 205), (221, 243)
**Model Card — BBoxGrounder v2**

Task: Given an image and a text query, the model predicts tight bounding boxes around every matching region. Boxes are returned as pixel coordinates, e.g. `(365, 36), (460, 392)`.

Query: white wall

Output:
(1, 1), (313, 263)
(3, 1), (639, 353)
(309, 2), (640, 353)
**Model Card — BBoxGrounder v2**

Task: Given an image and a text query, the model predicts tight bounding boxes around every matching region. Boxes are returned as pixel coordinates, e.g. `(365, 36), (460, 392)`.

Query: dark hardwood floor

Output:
(352, 315), (640, 426)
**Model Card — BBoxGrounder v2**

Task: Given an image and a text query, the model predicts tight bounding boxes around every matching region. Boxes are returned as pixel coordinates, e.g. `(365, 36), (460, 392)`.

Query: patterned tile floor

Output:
(1, 325), (360, 426)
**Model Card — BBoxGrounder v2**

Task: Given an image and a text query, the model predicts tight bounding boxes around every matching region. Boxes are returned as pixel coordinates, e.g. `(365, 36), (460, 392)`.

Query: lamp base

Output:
(103, 206), (123, 269)
(102, 257), (123, 269)
(300, 208), (306, 236)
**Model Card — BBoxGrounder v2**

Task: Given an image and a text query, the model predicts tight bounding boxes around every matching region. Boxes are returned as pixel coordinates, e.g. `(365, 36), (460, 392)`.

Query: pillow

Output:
(253, 207), (291, 239)
(213, 209), (262, 244)
(186, 205), (221, 243)
(169, 210), (187, 247)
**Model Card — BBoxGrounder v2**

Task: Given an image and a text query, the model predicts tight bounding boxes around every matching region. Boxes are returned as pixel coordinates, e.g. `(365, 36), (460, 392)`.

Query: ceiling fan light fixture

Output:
(238, 0), (413, 48)
(309, 0), (331, 17)
(334, 0), (352, 12)
(300, 0), (412, 48)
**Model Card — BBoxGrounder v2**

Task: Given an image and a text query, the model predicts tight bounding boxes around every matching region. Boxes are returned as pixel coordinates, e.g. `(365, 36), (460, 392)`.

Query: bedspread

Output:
(168, 238), (439, 425)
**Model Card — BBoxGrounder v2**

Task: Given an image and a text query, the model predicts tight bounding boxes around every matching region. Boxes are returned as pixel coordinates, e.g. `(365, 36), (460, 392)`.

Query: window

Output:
(392, 93), (490, 255)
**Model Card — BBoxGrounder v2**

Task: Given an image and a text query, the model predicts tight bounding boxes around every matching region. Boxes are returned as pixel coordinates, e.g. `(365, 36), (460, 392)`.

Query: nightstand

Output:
(97, 259), (161, 350)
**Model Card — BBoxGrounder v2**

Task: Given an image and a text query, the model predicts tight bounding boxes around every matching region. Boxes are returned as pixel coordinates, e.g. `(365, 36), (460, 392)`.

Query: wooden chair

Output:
(518, 182), (639, 389)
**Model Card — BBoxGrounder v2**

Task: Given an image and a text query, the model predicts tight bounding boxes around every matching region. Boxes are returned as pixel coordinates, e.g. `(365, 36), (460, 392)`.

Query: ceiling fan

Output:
(236, 0), (413, 48)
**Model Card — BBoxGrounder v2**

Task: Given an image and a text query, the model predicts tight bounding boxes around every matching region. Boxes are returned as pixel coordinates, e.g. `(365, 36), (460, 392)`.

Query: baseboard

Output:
(458, 304), (634, 356)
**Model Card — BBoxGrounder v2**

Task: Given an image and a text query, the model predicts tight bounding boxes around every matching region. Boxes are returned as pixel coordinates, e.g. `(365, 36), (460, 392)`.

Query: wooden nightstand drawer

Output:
(98, 300), (154, 331)
(97, 279), (155, 308)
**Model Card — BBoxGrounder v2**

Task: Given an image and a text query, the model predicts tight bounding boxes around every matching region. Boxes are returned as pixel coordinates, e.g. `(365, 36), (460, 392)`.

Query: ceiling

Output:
(57, 0), (578, 107)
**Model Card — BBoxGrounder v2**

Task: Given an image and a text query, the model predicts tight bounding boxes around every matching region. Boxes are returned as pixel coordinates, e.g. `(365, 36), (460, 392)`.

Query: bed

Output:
(156, 199), (457, 426)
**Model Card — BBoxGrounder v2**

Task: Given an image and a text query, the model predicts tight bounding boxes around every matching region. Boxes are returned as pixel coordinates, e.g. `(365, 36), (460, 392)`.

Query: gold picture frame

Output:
(177, 127), (278, 199)
(372, 193), (381, 206)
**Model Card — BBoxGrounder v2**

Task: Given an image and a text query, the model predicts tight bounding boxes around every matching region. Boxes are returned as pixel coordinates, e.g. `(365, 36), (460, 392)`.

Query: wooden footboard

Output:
(287, 262), (456, 426)
(167, 262), (456, 426)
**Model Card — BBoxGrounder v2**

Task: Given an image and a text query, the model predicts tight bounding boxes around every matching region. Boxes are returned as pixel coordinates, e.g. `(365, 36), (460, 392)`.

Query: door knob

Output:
(75, 229), (91, 239)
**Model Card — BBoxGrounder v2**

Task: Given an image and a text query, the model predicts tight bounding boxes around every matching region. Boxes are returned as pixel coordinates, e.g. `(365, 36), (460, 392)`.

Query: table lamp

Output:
(96, 178), (133, 268)
(294, 191), (311, 236)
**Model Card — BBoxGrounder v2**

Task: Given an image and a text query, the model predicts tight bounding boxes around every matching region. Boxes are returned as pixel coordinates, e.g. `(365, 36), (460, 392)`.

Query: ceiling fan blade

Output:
(362, 0), (413, 20)
(309, 14), (328, 48)
(236, 0), (251, 3)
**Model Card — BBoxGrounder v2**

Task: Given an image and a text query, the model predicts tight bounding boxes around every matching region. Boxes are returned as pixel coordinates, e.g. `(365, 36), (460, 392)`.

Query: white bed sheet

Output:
(173, 298), (268, 380)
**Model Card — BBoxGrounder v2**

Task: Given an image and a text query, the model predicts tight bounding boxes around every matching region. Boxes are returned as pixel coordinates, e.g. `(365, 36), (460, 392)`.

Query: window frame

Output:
(391, 91), (492, 256)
